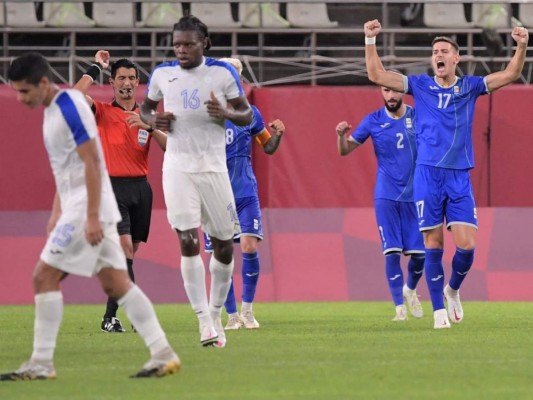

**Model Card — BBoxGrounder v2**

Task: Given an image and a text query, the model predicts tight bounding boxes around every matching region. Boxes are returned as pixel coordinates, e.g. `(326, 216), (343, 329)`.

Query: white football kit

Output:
(147, 57), (241, 239)
(39, 89), (126, 276)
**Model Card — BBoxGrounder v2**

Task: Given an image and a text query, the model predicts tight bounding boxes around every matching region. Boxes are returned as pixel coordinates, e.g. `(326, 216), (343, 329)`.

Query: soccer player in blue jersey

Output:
(364, 20), (529, 329)
(204, 57), (285, 330)
(337, 83), (425, 321)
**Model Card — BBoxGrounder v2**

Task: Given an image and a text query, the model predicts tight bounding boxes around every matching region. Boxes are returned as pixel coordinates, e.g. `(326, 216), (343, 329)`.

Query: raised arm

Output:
(262, 119), (285, 155)
(486, 27), (529, 92)
(73, 50), (110, 107)
(364, 19), (405, 92)
(337, 121), (359, 156)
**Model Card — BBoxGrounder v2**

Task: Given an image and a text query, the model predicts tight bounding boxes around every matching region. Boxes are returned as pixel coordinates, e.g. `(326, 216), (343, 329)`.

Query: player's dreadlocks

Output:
(173, 14), (212, 50)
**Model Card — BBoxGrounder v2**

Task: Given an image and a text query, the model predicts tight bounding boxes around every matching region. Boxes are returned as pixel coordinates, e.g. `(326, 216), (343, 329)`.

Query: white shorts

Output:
(163, 170), (240, 240)
(40, 216), (127, 277)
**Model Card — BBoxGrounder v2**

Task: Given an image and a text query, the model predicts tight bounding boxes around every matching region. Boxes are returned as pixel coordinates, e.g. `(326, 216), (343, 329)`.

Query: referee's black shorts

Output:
(110, 176), (153, 243)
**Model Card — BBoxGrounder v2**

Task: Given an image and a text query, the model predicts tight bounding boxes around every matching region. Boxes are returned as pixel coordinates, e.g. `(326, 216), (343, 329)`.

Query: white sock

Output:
(31, 291), (63, 362)
(118, 285), (170, 357)
(209, 256), (234, 318)
(181, 255), (210, 319)
(241, 301), (253, 312)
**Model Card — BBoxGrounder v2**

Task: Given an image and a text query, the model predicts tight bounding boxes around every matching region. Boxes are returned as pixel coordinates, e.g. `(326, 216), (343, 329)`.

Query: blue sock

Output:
(449, 247), (474, 290)
(224, 279), (237, 314)
(385, 253), (404, 306)
(407, 254), (424, 290)
(242, 252), (260, 303)
(424, 248), (445, 311)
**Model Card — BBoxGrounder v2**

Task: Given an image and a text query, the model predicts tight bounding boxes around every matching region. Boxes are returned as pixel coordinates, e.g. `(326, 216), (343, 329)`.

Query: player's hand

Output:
(269, 119), (285, 137)
(46, 214), (60, 236)
(364, 19), (382, 38)
(204, 91), (227, 120)
(85, 216), (103, 246)
(125, 110), (151, 130)
(151, 111), (175, 132)
(511, 26), (529, 45)
(95, 50), (110, 69)
(336, 121), (352, 137)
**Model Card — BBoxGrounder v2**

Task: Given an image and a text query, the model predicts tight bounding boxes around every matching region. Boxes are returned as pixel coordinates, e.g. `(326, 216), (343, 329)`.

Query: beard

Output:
(384, 98), (403, 113)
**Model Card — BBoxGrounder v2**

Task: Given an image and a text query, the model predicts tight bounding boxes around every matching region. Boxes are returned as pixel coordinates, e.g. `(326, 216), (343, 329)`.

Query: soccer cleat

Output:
(211, 316), (227, 348)
(0, 359), (56, 381)
(130, 350), (181, 378)
(240, 309), (260, 329)
(200, 323), (218, 347)
(101, 317), (126, 333)
(392, 304), (408, 321)
(403, 284), (424, 318)
(433, 308), (451, 329)
(444, 284), (464, 323)
(224, 314), (244, 330)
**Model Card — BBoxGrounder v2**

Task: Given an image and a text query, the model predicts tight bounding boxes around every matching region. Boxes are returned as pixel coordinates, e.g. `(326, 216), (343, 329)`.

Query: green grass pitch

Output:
(1, 302), (533, 399)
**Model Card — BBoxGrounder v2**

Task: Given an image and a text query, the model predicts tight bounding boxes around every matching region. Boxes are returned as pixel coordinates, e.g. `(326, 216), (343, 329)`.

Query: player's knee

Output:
(177, 229), (200, 256)
(213, 242), (234, 265)
(240, 240), (258, 254)
(32, 261), (63, 292)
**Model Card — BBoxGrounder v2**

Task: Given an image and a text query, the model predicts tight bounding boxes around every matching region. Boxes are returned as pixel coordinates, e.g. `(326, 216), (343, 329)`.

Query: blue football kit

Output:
(352, 104), (423, 255)
(405, 74), (488, 230)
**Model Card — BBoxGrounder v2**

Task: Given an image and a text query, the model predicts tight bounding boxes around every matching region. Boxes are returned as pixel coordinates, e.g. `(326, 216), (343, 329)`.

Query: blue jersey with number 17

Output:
(225, 105), (265, 199)
(352, 105), (417, 202)
(405, 74), (488, 170)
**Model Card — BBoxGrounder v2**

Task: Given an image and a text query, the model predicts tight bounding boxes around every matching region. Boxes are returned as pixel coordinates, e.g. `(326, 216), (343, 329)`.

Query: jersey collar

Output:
(111, 99), (138, 112)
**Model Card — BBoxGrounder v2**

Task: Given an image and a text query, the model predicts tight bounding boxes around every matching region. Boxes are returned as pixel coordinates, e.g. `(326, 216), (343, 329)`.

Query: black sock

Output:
(104, 259), (134, 319)
(126, 258), (135, 282)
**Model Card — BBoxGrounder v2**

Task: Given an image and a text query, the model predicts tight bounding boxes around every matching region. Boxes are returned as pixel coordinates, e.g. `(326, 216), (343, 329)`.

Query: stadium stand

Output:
(142, 2), (183, 28)
(423, 3), (474, 28)
(472, 3), (512, 28)
(239, 3), (290, 28)
(0, 2), (44, 27)
(0, 1), (532, 86)
(189, 2), (241, 28)
(286, 3), (338, 28)
(519, 4), (533, 28)
(92, 2), (139, 28)
(44, 2), (96, 27)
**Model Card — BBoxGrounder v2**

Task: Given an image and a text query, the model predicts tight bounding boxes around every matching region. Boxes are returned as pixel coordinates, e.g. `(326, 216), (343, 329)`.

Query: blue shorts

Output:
(374, 199), (425, 255)
(204, 196), (263, 252)
(413, 164), (478, 231)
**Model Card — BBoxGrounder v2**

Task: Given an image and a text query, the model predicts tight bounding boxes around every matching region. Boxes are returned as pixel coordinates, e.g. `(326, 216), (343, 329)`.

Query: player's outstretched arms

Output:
(364, 20), (404, 92)
(486, 27), (529, 92)
(73, 50), (110, 106)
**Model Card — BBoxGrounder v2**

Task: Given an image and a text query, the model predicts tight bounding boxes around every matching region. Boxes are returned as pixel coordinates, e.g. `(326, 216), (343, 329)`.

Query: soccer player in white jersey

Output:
(336, 82), (425, 322)
(140, 15), (253, 348)
(1, 52), (180, 380)
(364, 20), (529, 329)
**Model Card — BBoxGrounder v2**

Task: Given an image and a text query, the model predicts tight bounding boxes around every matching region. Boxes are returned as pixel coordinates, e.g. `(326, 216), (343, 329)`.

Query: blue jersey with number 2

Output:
(352, 105), (417, 202)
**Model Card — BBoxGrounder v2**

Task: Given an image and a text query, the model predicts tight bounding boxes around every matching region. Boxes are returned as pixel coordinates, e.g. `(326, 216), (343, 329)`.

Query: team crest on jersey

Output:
(454, 86), (460, 93)
(405, 118), (412, 129)
(138, 129), (149, 146)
